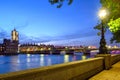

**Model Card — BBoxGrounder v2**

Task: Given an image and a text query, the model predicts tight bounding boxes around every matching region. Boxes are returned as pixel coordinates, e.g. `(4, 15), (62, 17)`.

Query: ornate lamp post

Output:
(98, 9), (108, 54)
(96, 9), (111, 70)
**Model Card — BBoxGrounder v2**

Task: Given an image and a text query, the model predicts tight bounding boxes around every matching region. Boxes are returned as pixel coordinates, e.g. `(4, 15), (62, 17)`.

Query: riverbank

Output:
(0, 54), (120, 80)
(0, 54), (89, 74)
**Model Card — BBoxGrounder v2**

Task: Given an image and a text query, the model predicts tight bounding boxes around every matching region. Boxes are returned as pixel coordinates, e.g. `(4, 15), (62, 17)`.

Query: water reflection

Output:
(40, 54), (44, 66)
(82, 55), (87, 60)
(64, 55), (69, 63)
(73, 55), (76, 61)
(27, 54), (30, 57)
(40, 54), (44, 57)
(47, 58), (51, 65)
(17, 59), (20, 63)
(27, 57), (30, 63)
(0, 54), (90, 74)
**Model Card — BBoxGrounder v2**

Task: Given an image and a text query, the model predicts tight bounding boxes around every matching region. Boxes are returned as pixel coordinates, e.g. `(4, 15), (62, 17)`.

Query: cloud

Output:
(18, 29), (100, 45)
(50, 29), (98, 41)
(19, 33), (52, 43)
(42, 30), (113, 47)
(44, 35), (100, 46)
(0, 28), (10, 42)
(15, 21), (29, 29)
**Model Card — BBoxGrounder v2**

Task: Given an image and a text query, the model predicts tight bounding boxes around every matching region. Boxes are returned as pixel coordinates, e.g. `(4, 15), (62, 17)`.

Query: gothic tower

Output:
(11, 28), (19, 42)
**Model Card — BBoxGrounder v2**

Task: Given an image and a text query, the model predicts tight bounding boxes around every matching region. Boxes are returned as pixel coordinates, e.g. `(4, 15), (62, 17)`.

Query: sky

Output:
(0, 0), (117, 47)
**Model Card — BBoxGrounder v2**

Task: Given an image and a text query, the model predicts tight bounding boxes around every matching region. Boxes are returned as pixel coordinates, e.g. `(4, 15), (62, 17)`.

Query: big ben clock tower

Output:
(11, 28), (19, 42)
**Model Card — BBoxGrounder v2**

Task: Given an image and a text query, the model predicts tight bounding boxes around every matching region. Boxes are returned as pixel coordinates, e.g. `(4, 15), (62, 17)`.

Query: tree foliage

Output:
(100, 0), (120, 20)
(108, 18), (120, 33)
(94, 22), (108, 36)
(108, 18), (120, 43)
(49, 0), (73, 8)
(110, 31), (120, 43)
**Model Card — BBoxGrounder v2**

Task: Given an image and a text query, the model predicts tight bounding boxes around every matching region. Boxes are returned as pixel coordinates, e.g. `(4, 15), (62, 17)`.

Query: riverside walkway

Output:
(89, 61), (120, 80)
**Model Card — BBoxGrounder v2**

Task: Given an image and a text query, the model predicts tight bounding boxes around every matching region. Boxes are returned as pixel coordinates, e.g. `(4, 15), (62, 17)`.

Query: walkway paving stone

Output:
(89, 61), (120, 80)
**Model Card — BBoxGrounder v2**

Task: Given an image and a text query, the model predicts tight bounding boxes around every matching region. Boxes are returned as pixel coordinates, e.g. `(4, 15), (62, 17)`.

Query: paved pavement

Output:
(89, 61), (120, 80)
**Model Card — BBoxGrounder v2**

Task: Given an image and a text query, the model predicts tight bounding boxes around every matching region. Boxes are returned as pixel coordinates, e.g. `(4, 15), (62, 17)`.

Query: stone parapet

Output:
(0, 57), (104, 80)
(95, 54), (111, 70)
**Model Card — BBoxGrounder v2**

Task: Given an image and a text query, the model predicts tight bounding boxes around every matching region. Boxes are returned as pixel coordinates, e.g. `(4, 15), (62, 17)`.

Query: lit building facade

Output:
(0, 44), (4, 53)
(0, 29), (19, 54)
(20, 44), (54, 53)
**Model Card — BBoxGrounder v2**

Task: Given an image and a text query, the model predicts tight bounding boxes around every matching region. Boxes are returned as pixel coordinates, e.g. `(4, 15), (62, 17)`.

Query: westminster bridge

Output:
(20, 47), (120, 55)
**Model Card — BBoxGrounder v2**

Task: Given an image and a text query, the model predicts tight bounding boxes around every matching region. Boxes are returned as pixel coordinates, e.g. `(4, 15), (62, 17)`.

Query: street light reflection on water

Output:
(0, 54), (90, 74)
(64, 55), (69, 63)
(82, 55), (87, 60)
(40, 54), (44, 66)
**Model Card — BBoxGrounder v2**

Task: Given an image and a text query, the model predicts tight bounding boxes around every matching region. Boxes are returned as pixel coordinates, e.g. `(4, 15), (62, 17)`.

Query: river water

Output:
(0, 54), (90, 74)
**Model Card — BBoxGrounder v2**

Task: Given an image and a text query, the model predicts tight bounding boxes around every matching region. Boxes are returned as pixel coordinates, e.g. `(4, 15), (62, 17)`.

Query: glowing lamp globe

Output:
(98, 9), (107, 19)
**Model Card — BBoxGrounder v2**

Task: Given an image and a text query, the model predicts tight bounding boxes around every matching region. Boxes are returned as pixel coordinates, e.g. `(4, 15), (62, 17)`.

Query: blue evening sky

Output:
(0, 0), (115, 47)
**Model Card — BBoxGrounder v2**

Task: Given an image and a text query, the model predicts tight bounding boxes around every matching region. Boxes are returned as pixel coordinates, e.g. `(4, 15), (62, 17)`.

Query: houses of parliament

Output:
(0, 29), (19, 54)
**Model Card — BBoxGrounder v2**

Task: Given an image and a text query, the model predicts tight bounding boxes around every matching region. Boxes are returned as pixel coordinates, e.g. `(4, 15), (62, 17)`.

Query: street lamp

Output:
(98, 9), (108, 54)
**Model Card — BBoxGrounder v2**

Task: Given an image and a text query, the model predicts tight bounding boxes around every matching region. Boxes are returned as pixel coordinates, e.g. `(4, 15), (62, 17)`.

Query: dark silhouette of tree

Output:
(49, 0), (73, 8)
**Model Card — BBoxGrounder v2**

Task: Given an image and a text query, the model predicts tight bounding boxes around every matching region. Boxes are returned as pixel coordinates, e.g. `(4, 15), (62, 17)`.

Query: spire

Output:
(14, 27), (16, 31)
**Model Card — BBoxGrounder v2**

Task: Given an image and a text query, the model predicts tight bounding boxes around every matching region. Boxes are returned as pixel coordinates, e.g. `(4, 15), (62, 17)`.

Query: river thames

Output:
(0, 54), (91, 74)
